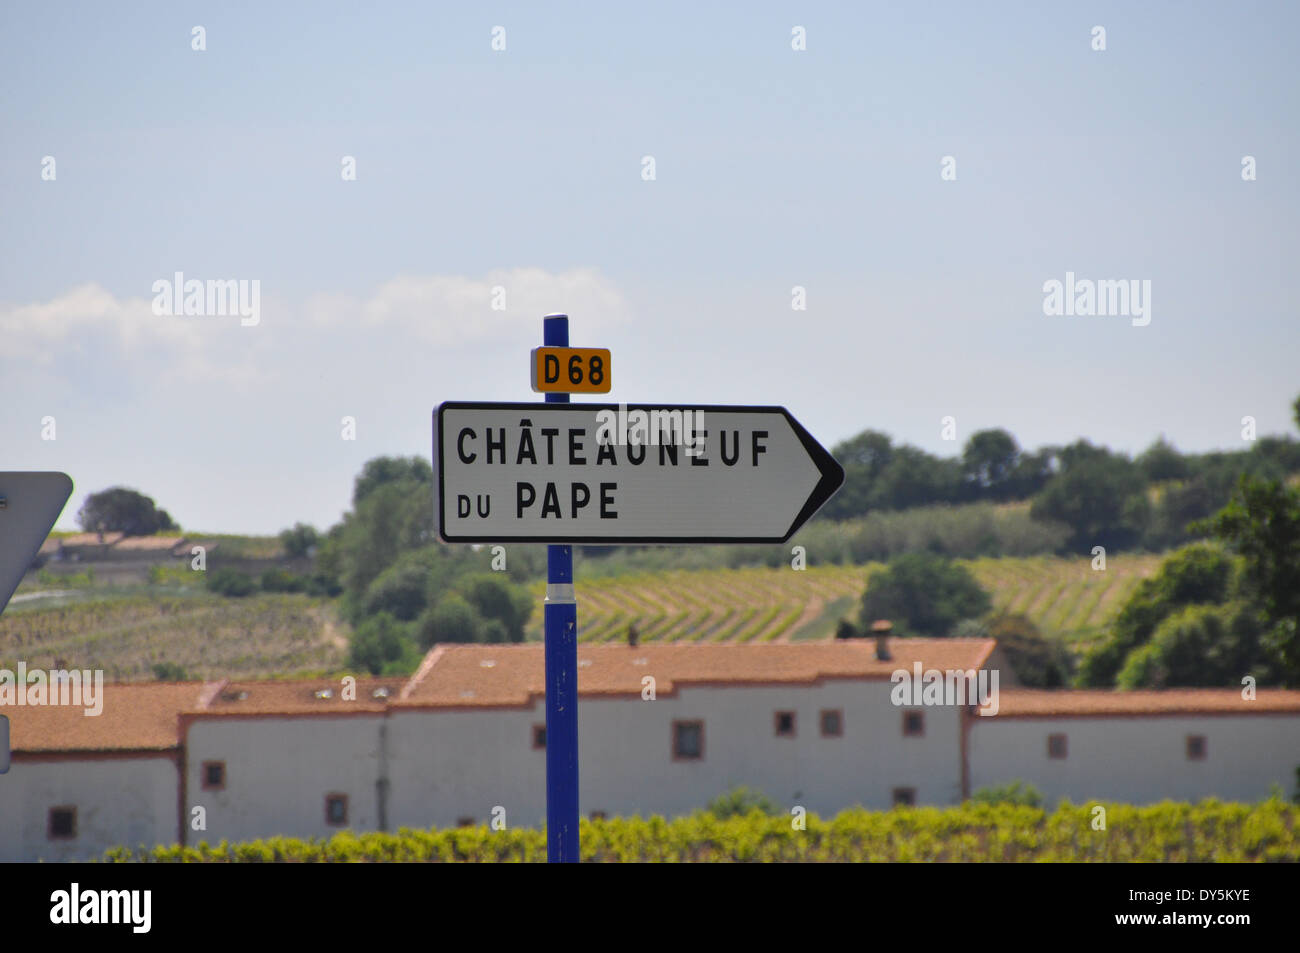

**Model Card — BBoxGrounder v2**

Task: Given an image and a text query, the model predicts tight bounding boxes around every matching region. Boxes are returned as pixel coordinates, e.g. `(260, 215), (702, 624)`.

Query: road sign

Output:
(433, 402), (843, 543)
(0, 472), (73, 618)
(530, 347), (611, 394)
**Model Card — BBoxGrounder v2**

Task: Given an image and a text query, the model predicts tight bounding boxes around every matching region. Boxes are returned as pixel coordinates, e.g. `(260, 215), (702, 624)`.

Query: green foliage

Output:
(705, 786), (780, 818)
(857, 553), (992, 637)
(415, 594), (479, 647)
(1195, 475), (1300, 686)
(37, 567), (95, 588)
(348, 612), (420, 676)
(1116, 602), (1275, 689)
(970, 780), (1043, 808)
(352, 456), (432, 507)
(206, 568), (257, 598)
(278, 522), (320, 559)
(151, 661), (189, 681)
(986, 613), (1071, 687)
(260, 568), (306, 593)
(105, 800), (1300, 863)
(76, 487), (178, 536)
(455, 574), (533, 642)
(1078, 543), (1236, 687)
(1030, 441), (1149, 551)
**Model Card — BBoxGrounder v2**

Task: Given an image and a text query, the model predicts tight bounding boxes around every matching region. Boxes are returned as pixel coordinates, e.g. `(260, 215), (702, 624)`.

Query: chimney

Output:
(870, 620), (893, 660)
(627, 623), (639, 648)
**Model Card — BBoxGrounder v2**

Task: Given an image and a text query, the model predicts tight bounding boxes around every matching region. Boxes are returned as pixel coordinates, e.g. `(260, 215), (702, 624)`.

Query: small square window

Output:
(48, 806), (76, 840)
(902, 710), (925, 737)
(589, 810), (608, 821)
(532, 724), (547, 750)
(325, 793), (348, 826)
(892, 787), (916, 807)
(201, 761), (226, 790)
(1186, 735), (1207, 760)
(456, 816), (476, 828)
(1047, 733), (1068, 759)
(774, 710), (796, 737)
(673, 720), (704, 760)
(820, 709), (843, 737)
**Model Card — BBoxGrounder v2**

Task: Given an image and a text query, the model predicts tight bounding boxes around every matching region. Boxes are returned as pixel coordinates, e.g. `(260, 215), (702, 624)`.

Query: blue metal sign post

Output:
(542, 313), (580, 862)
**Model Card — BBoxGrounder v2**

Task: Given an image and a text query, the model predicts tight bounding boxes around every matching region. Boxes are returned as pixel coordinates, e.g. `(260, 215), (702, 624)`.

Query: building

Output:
(1, 639), (1298, 861)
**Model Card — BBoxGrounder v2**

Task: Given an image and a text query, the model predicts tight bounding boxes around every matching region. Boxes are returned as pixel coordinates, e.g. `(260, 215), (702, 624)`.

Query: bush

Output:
(279, 522), (320, 559)
(987, 613), (1071, 687)
(206, 568), (257, 598)
(151, 662), (189, 681)
(857, 553), (992, 637)
(415, 594), (479, 647)
(706, 786), (779, 818)
(349, 612), (420, 675)
(260, 568), (306, 593)
(971, 780), (1044, 808)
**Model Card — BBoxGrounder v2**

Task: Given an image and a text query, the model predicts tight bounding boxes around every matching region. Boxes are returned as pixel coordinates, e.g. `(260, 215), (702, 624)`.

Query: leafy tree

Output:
(962, 429), (1020, 499)
(1077, 543), (1236, 686)
(456, 573), (533, 642)
(349, 612), (420, 675)
(352, 456), (432, 507)
(1116, 602), (1276, 689)
(336, 478), (434, 595)
(1195, 475), (1300, 686)
(1137, 436), (1190, 483)
(822, 430), (894, 519)
(987, 613), (1071, 687)
(260, 568), (305, 593)
(76, 487), (177, 536)
(1030, 442), (1149, 551)
(857, 553), (992, 637)
(415, 594), (479, 647)
(279, 522), (320, 559)
(206, 568), (257, 598)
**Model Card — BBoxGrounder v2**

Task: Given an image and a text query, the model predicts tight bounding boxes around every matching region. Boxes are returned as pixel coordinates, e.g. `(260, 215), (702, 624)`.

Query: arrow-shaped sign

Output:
(0, 472), (74, 618)
(433, 402), (843, 543)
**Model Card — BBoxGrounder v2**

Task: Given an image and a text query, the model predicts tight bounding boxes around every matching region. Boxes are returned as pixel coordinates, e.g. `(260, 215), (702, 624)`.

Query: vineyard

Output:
(104, 799), (1300, 863)
(0, 592), (345, 680)
(524, 555), (1163, 646)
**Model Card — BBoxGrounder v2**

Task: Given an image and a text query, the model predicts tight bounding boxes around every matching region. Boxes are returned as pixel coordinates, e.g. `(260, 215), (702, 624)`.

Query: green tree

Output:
(1077, 543), (1236, 686)
(1137, 436), (1190, 483)
(962, 429), (1020, 499)
(857, 553), (992, 637)
(206, 568), (257, 598)
(1115, 602), (1276, 689)
(1030, 442), (1149, 551)
(987, 613), (1071, 687)
(1195, 475), (1300, 686)
(349, 612), (420, 675)
(352, 456), (432, 507)
(76, 487), (177, 536)
(415, 594), (479, 647)
(279, 522), (320, 558)
(456, 574), (533, 642)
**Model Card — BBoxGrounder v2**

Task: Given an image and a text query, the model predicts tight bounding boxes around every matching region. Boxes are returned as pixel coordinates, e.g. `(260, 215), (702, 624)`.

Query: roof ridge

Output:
(401, 645), (447, 700)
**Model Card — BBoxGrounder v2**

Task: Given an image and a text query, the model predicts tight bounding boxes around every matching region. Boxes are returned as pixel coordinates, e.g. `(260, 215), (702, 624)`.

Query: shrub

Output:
(706, 786), (779, 818)
(206, 568), (257, 598)
(971, 780), (1044, 808)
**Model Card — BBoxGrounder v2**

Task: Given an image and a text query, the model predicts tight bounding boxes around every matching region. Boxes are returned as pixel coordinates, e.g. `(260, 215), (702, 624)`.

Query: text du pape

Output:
(452, 410), (771, 521)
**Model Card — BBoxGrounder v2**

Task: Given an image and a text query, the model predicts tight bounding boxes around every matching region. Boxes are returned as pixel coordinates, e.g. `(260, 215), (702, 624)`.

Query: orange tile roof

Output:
(56, 532), (125, 548)
(196, 677), (401, 715)
(992, 689), (1300, 717)
(4, 681), (207, 753)
(395, 639), (999, 708)
(111, 535), (186, 551)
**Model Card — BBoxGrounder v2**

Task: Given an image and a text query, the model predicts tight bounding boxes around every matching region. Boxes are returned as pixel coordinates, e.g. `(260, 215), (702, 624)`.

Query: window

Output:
(48, 806), (76, 840)
(325, 793), (348, 826)
(774, 710), (796, 737)
(456, 816), (476, 827)
(532, 724), (547, 750)
(892, 788), (916, 807)
(201, 761), (226, 790)
(1047, 733), (1068, 759)
(589, 810), (608, 821)
(673, 720), (704, 760)
(902, 710), (925, 737)
(820, 709), (843, 738)
(1186, 735), (1207, 760)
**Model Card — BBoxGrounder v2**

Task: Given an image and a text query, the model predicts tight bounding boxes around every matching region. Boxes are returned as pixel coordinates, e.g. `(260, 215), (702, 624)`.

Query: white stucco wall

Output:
(969, 714), (1300, 804)
(185, 715), (385, 844)
(386, 680), (964, 830)
(0, 755), (178, 862)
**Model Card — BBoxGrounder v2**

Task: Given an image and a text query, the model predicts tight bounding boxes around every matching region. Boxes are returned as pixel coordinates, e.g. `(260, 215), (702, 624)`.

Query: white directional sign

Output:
(433, 402), (843, 543)
(0, 472), (74, 618)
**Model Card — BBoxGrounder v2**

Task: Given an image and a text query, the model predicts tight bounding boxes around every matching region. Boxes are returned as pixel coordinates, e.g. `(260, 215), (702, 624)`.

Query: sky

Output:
(2, 1), (1297, 534)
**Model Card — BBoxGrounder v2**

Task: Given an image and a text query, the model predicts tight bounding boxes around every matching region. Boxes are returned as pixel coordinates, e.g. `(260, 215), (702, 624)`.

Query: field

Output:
(0, 590), (346, 680)
(104, 799), (1300, 863)
(524, 555), (1163, 647)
